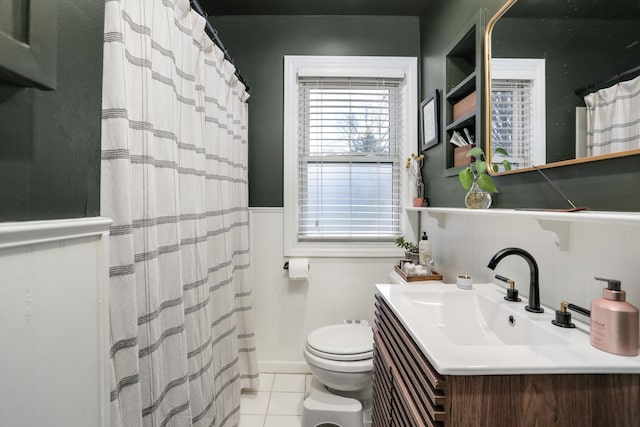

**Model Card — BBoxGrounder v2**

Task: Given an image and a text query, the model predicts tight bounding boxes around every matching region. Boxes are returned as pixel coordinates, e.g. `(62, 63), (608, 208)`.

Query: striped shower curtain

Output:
(100, 1), (258, 426)
(585, 74), (640, 156)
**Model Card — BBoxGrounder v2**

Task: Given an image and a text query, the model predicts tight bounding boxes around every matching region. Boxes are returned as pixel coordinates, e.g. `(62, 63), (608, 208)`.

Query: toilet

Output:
(302, 323), (373, 427)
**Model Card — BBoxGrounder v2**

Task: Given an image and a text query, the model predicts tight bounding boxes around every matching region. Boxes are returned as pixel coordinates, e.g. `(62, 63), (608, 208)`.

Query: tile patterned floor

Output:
(239, 373), (313, 427)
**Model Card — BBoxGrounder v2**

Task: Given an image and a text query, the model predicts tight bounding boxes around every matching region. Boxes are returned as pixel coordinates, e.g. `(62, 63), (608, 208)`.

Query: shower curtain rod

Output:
(190, 0), (250, 92)
(575, 64), (640, 98)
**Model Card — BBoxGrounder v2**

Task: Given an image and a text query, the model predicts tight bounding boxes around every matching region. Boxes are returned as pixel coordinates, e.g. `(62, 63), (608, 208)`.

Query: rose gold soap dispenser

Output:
(590, 277), (639, 356)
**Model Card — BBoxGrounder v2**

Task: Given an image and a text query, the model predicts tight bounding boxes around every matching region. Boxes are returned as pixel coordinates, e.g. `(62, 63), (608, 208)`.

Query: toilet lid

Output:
(306, 324), (373, 361)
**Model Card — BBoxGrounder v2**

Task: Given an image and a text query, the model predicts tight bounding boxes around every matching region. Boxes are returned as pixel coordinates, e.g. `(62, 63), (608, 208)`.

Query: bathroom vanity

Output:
(372, 283), (640, 427)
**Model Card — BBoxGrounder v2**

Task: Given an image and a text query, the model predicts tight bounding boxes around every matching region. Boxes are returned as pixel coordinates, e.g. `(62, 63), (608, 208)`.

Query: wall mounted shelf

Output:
(446, 71), (477, 100)
(445, 113), (475, 131)
(406, 207), (640, 251)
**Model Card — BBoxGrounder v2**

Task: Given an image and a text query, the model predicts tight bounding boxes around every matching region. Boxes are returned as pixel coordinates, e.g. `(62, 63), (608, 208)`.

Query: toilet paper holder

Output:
(283, 260), (310, 270)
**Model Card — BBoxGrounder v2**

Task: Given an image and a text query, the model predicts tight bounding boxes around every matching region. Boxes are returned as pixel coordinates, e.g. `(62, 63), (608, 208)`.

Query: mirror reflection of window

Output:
(491, 58), (545, 170)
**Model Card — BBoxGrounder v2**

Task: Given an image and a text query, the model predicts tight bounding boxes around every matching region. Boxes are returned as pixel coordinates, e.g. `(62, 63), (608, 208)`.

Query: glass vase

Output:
(415, 181), (424, 199)
(413, 181), (425, 207)
(464, 181), (492, 209)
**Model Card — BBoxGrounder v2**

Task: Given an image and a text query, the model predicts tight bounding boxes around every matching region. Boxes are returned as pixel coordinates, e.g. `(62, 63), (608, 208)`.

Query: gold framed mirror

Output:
(484, 0), (640, 175)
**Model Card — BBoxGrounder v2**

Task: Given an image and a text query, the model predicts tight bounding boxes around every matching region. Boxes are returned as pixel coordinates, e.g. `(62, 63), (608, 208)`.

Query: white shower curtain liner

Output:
(101, 1), (258, 426)
(585, 74), (640, 156)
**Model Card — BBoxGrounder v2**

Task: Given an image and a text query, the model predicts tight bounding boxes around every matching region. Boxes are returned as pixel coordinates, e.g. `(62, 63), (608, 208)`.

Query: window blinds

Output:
(491, 78), (534, 169)
(297, 77), (403, 241)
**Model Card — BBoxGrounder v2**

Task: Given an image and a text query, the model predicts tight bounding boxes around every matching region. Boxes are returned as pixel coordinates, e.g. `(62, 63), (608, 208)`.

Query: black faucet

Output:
(487, 247), (544, 313)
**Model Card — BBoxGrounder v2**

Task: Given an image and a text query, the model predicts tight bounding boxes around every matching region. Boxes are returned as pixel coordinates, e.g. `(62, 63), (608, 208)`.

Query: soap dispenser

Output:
(590, 277), (639, 356)
(418, 232), (432, 266)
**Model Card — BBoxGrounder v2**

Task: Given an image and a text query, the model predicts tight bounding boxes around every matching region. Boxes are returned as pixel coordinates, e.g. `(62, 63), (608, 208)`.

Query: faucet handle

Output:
(552, 301), (576, 328)
(495, 275), (521, 302)
(551, 301), (590, 328)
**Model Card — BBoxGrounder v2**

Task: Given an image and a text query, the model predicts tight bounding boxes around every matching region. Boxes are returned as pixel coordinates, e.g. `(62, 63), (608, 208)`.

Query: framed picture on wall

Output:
(420, 90), (439, 151)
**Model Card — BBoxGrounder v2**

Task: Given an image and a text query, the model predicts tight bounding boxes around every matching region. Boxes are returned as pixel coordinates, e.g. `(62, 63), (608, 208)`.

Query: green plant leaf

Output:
(396, 236), (418, 252)
(494, 147), (510, 157)
(502, 160), (512, 171)
(476, 160), (487, 175)
(477, 174), (499, 193)
(491, 164), (498, 172)
(466, 147), (484, 158)
(458, 167), (474, 191)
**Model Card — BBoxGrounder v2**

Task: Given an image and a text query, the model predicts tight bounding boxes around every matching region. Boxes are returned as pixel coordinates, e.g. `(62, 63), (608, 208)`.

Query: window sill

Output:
(285, 242), (404, 258)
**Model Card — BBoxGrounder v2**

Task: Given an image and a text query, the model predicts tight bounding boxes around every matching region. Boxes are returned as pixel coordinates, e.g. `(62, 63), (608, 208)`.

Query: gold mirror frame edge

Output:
(483, 0), (640, 176)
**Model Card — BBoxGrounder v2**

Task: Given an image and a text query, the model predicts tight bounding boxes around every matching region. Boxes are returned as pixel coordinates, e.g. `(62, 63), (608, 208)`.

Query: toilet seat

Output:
(304, 346), (373, 373)
(305, 324), (373, 366)
(305, 345), (372, 361)
(305, 325), (373, 372)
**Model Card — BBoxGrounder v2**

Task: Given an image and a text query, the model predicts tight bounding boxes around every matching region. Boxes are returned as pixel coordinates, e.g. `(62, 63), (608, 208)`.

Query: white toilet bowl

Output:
(304, 348), (372, 394)
(302, 324), (373, 427)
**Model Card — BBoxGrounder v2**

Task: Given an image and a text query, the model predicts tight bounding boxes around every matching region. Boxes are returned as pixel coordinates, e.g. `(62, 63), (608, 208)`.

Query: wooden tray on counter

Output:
(394, 265), (443, 282)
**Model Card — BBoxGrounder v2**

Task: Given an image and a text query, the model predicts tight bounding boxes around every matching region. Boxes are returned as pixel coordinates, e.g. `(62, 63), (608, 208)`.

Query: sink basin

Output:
(407, 287), (568, 346)
(376, 282), (640, 375)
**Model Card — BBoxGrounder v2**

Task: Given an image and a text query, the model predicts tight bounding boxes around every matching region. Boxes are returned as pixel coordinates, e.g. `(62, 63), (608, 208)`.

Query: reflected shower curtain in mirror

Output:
(584, 74), (640, 156)
(101, 1), (258, 426)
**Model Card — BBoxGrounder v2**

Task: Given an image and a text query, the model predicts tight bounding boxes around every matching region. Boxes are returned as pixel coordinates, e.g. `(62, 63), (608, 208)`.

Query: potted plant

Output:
(405, 153), (425, 207)
(395, 236), (419, 263)
(458, 147), (511, 209)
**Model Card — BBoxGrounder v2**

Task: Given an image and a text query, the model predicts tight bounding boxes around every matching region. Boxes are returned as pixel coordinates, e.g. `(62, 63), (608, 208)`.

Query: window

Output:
(491, 58), (545, 170)
(298, 77), (401, 240)
(491, 78), (535, 168)
(284, 56), (417, 257)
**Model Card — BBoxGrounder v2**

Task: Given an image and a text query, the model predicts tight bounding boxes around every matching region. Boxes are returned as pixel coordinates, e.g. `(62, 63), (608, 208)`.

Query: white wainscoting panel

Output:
(418, 210), (640, 325)
(249, 208), (398, 373)
(0, 217), (111, 427)
(251, 206), (640, 373)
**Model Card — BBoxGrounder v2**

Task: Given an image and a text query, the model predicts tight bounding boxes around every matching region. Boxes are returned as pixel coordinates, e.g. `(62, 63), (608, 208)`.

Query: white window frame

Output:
(283, 56), (417, 258)
(491, 58), (546, 167)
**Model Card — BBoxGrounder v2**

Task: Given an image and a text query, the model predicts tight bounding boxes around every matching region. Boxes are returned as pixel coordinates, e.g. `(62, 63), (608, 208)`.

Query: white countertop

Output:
(376, 282), (640, 375)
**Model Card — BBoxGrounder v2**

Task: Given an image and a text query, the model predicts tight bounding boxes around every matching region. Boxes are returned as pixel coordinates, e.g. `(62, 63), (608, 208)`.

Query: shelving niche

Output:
(443, 11), (484, 175)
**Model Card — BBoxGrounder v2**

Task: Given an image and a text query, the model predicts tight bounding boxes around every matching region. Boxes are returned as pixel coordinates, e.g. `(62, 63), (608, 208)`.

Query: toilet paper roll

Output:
(288, 258), (309, 280)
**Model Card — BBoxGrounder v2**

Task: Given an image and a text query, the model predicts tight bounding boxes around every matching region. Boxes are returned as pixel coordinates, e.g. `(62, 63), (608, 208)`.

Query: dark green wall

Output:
(214, 15), (421, 207)
(0, 0), (104, 221)
(420, 0), (640, 211)
(3, 3), (634, 219)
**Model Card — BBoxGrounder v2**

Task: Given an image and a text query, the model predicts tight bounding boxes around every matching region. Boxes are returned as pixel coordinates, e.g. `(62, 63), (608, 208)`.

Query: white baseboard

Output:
(258, 360), (310, 374)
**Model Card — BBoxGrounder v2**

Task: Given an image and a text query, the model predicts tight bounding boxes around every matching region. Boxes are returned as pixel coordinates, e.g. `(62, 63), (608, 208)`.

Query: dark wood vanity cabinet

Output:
(373, 295), (447, 426)
(372, 294), (640, 427)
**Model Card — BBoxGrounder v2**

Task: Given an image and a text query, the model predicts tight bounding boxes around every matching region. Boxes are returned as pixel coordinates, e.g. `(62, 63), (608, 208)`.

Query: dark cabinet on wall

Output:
(0, 0), (58, 89)
(443, 12), (484, 175)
